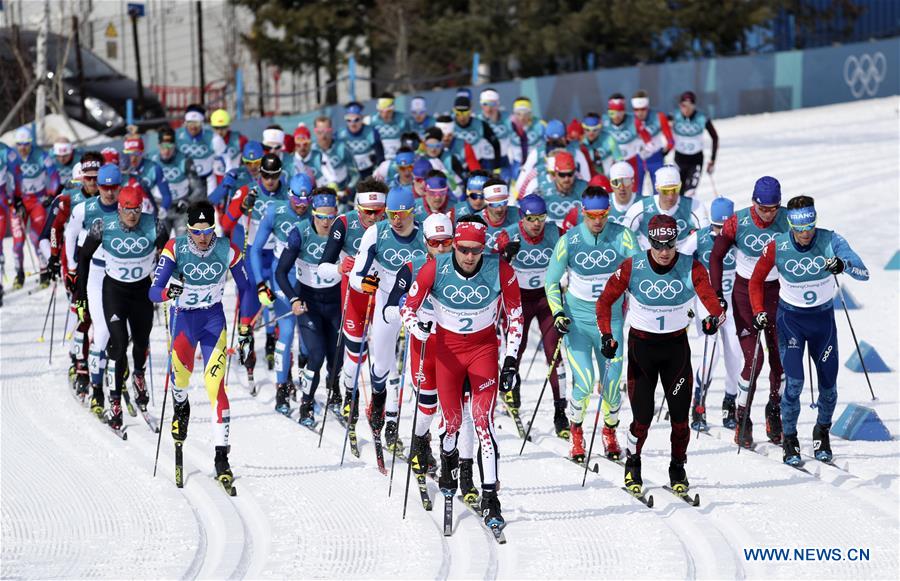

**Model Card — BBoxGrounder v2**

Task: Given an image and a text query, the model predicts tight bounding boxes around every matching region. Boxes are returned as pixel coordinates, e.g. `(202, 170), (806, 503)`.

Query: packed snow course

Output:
(2, 97), (898, 579)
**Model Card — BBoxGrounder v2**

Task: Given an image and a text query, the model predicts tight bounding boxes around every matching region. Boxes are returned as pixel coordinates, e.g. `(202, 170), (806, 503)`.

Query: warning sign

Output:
(105, 22), (118, 38)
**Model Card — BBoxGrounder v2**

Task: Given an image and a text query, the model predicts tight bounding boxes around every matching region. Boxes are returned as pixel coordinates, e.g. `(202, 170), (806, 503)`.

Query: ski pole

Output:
(387, 335), (410, 497)
(709, 173), (719, 198)
(693, 334), (710, 437)
(522, 339), (543, 386)
(582, 361), (611, 487)
(698, 337), (718, 414)
(37, 281), (56, 342)
(153, 305), (179, 477)
(252, 308), (295, 331)
(834, 275), (876, 400)
(318, 283), (351, 448)
(148, 348), (156, 407)
(519, 337), (563, 455)
(48, 280), (58, 364)
(737, 331), (763, 455)
(225, 213), (253, 388)
(807, 352), (817, 409)
(402, 334), (429, 520)
(61, 299), (71, 348)
(340, 293), (375, 466)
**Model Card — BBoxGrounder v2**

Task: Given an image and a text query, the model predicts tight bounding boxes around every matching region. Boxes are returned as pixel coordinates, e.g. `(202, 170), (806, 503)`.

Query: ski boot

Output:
(39, 268), (50, 289)
(722, 394), (737, 429)
(89, 384), (105, 419)
(286, 378), (297, 403)
(265, 333), (276, 371)
(409, 434), (430, 476)
(74, 362), (89, 401)
(214, 445), (236, 494)
(341, 389), (359, 426)
(68, 356), (78, 388)
(459, 458), (479, 506)
(384, 414), (402, 453)
(438, 448), (459, 493)
(553, 399), (570, 439)
(734, 406), (753, 448)
(13, 269), (24, 290)
(782, 433), (802, 466)
(367, 390), (386, 433)
(602, 421), (621, 460)
(171, 398), (190, 442)
(298, 396), (315, 427)
(132, 371), (149, 411)
(668, 459), (690, 494)
(691, 404), (708, 431)
(327, 387), (342, 416)
(274, 383), (292, 416)
(765, 400), (782, 444)
(0, 283), (4, 307)
(481, 488), (505, 529)
(424, 432), (438, 475)
(624, 453), (643, 494)
(106, 396), (124, 430)
(812, 423), (833, 462)
(569, 422), (585, 462)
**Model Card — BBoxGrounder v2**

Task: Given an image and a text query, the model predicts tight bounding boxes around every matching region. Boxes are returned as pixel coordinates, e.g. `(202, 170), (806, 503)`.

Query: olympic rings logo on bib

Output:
(573, 249), (617, 269)
(784, 256), (826, 277)
(110, 237), (150, 254)
(279, 221), (295, 237)
(441, 284), (491, 305)
(638, 279), (684, 300)
(308, 241), (326, 259)
(183, 262), (225, 281)
(548, 200), (576, 215)
(162, 166), (182, 182)
(516, 247), (552, 266)
(742, 233), (774, 252)
(179, 143), (210, 158)
(382, 248), (423, 266)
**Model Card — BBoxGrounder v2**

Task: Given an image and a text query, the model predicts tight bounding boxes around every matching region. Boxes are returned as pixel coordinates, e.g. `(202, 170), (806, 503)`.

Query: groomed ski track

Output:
(2, 97), (898, 579)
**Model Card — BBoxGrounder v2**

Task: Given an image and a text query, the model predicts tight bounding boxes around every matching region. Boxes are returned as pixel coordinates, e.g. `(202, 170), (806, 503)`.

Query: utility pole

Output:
(196, 1), (205, 105)
(73, 15), (87, 121)
(34, 0), (49, 142)
(129, 3), (146, 119)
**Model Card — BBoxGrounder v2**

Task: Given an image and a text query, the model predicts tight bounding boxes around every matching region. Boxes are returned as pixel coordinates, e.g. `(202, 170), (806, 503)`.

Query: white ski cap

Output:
(423, 213), (452, 240)
(14, 127), (32, 144)
(71, 162), (83, 181)
(53, 141), (73, 156)
(480, 89), (500, 104)
(356, 190), (386, 207)
(262, 128), (285, 148)
(655, 164), (681, 189)
(610, 160), (635, 181)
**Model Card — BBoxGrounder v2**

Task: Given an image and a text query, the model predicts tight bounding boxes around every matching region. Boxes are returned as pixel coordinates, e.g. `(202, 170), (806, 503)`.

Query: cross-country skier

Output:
(149, 201), (258, 488)
(454, 171), (489, 219)
(208, 141), (264, 209)
(749, 195), (869, 465)
(176, 104), (218, 196)
(338, 101), (384, 178)
(401, 215), (524, 529)
(508, 97), (545, 178)
(670, 91), (718, 197)
(580, 112), (621, 176)
(479, 178), (518, 249)
(150, 127), (194, 233)
(210, 108), (246, 176)
(495, 194), (569, 436)
(546, 187), (639, 460)
(623, 164), (708, 251)
(52, 137), (79, 187)
(123, 136), (171, 218)
(409, 96), (435, 137)
(414, 171), (454, 221)
(477, 88), (513, 180)
(607, 161), (641, 226)
(284, 125), (325, 184)
(10, 126), (56, 288)
(602, 94), (642, 191)
(313, 116), (359, 208)
(76, 185), (168, 429)
(370, 93), (409, 161)
(452, 94), (501, 173)
(597, 214), (723, 496)
(709, 176), (790, 448)
(631, 90), (674, 193)
(540, 151), (588, 225)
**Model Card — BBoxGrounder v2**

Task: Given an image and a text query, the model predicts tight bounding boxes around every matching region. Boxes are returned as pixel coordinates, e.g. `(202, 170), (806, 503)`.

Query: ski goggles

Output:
(289, 193), (310, 206)
(658, 185), (680, 195)
(358, 206), (385, 217)
(312, 209), (337, 220)
(119, 206), (142, 216)
(455, 244), (484, 255)
(649, 236), (677, 250)
(467, 191), (485, 201)
(610, 177), (633, 188)
(188, 226), (216, 236)
(523, 214), (547, 223)
(583, 208), (609, 220)
(426, 237), (453, 248)
(243, 157), (262, 167)
(556, 171), (575, 179)
(425, 141), (443, 152)
(487, 200), (508, 208)
(386, 208), (414, 219)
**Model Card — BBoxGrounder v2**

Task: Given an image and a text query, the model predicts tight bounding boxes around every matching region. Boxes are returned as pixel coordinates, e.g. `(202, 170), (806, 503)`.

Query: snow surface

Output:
(2, 97), (898, 580)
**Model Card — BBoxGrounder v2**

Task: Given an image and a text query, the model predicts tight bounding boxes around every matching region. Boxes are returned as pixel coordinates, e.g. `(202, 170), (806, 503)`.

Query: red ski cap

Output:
(118, 185), (143, 210)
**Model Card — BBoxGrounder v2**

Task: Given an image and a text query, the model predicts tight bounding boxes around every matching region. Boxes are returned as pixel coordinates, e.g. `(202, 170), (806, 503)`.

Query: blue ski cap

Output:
(345, 101), (364, 115)
(752, 176), (781, 206)
(395, 150), (416, 167)
(413, 157), (432, 179)
(97, 163), (122, 186)
(545, 120), (566, 140)
(242, 141), (264, 162)
(710, 197), (735, 225)
(387, 186), (415, 211)
(312, 191), (337, 209)
(289, 174), (313, 202)
(582, 191), (610, 211)
(518, 194), (546, 217)
(467, 174), (488, 193)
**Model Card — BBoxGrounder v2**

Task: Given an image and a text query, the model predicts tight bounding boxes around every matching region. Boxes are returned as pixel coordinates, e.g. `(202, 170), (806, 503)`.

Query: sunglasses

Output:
(487, 200), (508, 208)
(312, 209), (337, 220)
(610, 177), (633, 187)
(583, 209), (610, 219)
(159, 143), (175, 149)
(359, 207), (385, 216)
(188, 226), (215, 236)
(262, 173), (282, 181)
(244, 158), (261, 166)
(290, 194), (310, 206)
(386, 209), (414, 219)
(425, 142), (443, 151)
(345, 116), (362, 123)
(607, 109), (623, 116)
(426, 188), (448, 196)
(454, 108), (471, 114)
(119, 206), (142, 216)
(756, 204), (780, 212)
(649, 237), (677, 250)
(397, 164), (414, 170)
(658, 185), (680, 195)
(427, 237), (453, 248)
(82, 175), (98, 182)
(523, 214), (547, 223)
(455, 244), (484, 255)
(557, 171), (575, 178)
(467, 192), (485, 201)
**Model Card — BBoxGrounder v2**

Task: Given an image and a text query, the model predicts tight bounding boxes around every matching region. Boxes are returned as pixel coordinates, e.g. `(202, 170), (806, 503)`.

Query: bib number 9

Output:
(803, 290), (817, 305)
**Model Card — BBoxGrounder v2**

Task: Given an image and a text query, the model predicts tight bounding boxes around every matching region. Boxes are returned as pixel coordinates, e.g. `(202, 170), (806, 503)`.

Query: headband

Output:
(607, 98), (626, 112)
(376, 98), (395, 111)
(454, 221), (486, 245)
(787, 206), (817, 232)
(184, 111), (204, 123)
(483, 183), (508, 201)
(631, 97), (649, 109)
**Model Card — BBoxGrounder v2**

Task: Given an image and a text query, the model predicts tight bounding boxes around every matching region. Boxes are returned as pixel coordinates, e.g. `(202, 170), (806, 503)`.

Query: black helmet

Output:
(400, 131), (421, 151)
(158, 126), (176, 144)
(260, 153), (283, 176)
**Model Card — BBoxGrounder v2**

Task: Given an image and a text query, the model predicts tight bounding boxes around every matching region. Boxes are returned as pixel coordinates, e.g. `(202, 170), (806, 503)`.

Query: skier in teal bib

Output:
(545, 187), (639, 462)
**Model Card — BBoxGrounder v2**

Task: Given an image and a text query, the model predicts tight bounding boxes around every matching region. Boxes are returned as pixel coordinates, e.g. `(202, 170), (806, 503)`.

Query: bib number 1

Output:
(656, 315), (665, 330)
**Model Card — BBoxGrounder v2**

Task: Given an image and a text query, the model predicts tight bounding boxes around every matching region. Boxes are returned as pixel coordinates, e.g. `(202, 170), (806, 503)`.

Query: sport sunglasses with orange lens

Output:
(427, 238), (453, 248)
(523, 214), (547, 223)
(386, 209), (414, 219)
(359, 207), (385, 216)
(583, 209), (610, 219)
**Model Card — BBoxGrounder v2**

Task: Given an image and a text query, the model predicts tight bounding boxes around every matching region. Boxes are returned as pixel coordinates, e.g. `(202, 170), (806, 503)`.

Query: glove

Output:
(46, 254), (60, 280)
(290, 298), (307, 316)
(408, 320), (432, 342)
(222, 172), (237, 190)
(553, 312), (571, 335)
(600, 333), (618, 359)
(340, 256), (355, 275)
(383, 305), (400, 324)
(716, 291), (728, 314)
(75, 299), (89, 323)
(257, 282), (274, 306)
(752, 312), (769, 331)
(499, 355), (519, 393)
(237, 324), (252, 365)
(165, 278), (184, 301)
(706, 160), (715, 174)
(64, 270), (77, 297)
(500, 240), (521, 263)
(361, 273), (380, 295)
(825, 256), (844, 275)
(240, 191), (257, 215)
(701, 315), (720, 335)
(42, 196), (54, 208)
